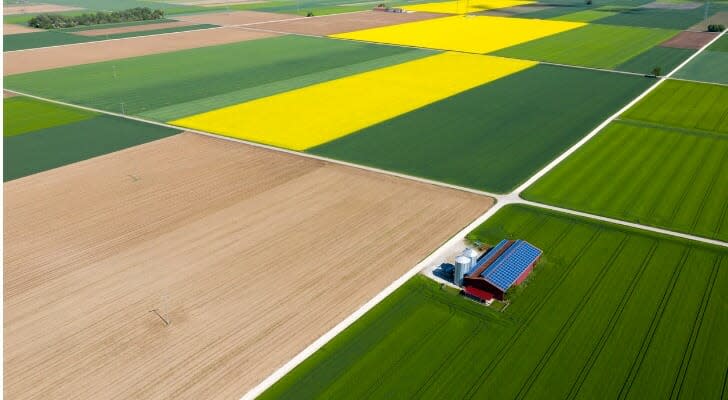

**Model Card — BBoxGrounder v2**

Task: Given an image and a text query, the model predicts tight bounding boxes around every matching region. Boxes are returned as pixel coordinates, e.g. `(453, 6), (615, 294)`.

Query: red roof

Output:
(464, 286), (494, 301)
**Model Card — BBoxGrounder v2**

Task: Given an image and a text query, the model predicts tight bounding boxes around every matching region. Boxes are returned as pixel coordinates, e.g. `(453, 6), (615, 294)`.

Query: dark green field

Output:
(674, 36), (728, 85)
(4, 97), (179, 181)
(594, 5), (725, 29)
(615, 45), (694, 75)
(492, 24), (678, 69)
(5, 35), (435, 121)
(524, 80), (728, 241)
(4, 31), (94, 52)
(263, 205), (728, 400)
(310, 64), (651, 193)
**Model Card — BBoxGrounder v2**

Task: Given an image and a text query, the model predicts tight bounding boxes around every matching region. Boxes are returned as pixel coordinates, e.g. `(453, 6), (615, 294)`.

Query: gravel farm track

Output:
(3, 132), (493, 400)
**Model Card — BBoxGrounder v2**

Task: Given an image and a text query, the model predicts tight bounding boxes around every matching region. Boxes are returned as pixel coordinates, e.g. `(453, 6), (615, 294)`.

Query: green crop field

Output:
(3, 96), (96, 136)
(523, 120), (728, 241)
(594, 5), (725, 29)
(674, 36), (728, 85)
(551, 9), (617, 22)
(4, 31), (94, 52)
(622, 79), (728, 134)
(523, 80), (728, 241)
(3, 24), (216, 51)
(4, 97), (179, 181)
(262, 204), (728, 400)
(5, 35), (435, 120)
(492, 24), (678, 69)
(310, 64), (651, 193)
(615, 45), (694, 75)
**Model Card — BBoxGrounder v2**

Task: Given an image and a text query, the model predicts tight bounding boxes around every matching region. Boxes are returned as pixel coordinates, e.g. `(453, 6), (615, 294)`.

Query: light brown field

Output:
(3, 3), (81, 15)
(4, 90), (17, 97)
(3, 27), (278, 75)
(171, 0), (266, 6)
(72, 20), (196, 36)
(4, 132), (494, 400)
(251, 10), (443, 35)
(3, 23), (42, 35)
(661, 30), (718, 49)
(174, 10), (298, 26)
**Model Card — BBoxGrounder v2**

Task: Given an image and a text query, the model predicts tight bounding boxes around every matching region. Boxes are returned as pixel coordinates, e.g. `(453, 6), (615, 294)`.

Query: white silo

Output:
(462, 247), (478, 268)
(454, 255), (471, 287)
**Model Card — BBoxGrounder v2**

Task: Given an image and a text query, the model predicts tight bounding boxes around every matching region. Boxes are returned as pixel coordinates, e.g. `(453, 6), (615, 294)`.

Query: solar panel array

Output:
(468, 239), (509, 275)
(481, 240), (541, 291)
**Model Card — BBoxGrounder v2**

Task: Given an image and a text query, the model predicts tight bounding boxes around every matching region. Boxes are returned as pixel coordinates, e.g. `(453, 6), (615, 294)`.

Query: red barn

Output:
(462, 239), (541, 301)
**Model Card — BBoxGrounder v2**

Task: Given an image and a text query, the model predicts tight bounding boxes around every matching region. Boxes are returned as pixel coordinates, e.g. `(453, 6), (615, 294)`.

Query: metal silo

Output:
(454, 255), (471, 287)
(462, 248), (478, 268)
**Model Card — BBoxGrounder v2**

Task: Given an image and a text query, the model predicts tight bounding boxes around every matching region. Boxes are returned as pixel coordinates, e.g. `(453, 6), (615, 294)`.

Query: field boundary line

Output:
(0, 88), (503, 200)
(521, 200), (728, 249)
(669, 76), (728, 88)
(239, 201), (508, 400)
(512, 28), (727, 196)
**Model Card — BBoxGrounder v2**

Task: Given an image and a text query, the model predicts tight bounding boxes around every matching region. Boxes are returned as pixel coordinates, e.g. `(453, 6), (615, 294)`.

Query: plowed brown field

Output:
(4, 27), (278, 75)
(4, 132), (493, 400)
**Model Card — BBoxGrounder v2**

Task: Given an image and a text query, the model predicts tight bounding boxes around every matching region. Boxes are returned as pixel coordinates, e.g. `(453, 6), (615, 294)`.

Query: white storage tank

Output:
(454, 255), (471, 287)
(462, 247), (478, 268)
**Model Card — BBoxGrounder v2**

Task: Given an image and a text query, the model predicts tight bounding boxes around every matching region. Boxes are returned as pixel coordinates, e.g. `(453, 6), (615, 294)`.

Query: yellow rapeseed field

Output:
(170, 52), (536, 150)
(404, 0), (533, 15)
(332, 15), (585, 54)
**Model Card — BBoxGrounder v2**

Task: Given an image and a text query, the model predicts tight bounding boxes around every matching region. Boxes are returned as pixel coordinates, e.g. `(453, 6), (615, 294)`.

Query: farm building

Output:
(462, 239), (542, 301)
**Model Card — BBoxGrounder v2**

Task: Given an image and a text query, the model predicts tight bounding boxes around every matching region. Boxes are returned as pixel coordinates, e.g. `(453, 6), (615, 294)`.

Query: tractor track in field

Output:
(514, 235), (631, 400)
(411, 322), (486, 398)
(617, 246), (693, 400)
(669, 254), (723, 400)
(361, 308), (456, 399)
(462, 228), (602, 399)
(565, 239), (659, 400)
(689, 147), (728, 233)
(665, 141), (717, 224)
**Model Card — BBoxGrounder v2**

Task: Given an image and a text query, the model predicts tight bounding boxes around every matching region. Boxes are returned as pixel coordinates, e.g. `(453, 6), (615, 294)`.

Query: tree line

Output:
(28, 7), (164, 29)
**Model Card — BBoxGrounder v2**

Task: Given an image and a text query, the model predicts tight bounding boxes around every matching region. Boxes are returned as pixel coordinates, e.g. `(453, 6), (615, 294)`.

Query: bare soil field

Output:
(4, 89), (17, 97)
(661, 30), (718, 49)
(3, 23), (42, 35)
(4, 132), (493, 400)
(73, 20), (196, 36)
(174, 0), (266, 5)
(251, 10), (443, 35)
(174, 10), (298, 26)
(3, 3), (81, 15)
(689, 11), (728, 31)
(4, 27), (278, 75)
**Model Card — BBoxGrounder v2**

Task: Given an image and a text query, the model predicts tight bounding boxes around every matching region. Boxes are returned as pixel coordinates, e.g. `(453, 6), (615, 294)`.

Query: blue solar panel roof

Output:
(468, 239), (509, 275)
(481, 240), (541, 291)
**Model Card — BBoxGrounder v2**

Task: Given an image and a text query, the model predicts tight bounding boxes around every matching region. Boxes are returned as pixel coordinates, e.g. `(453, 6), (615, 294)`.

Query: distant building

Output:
(462, 239), (542, 301)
